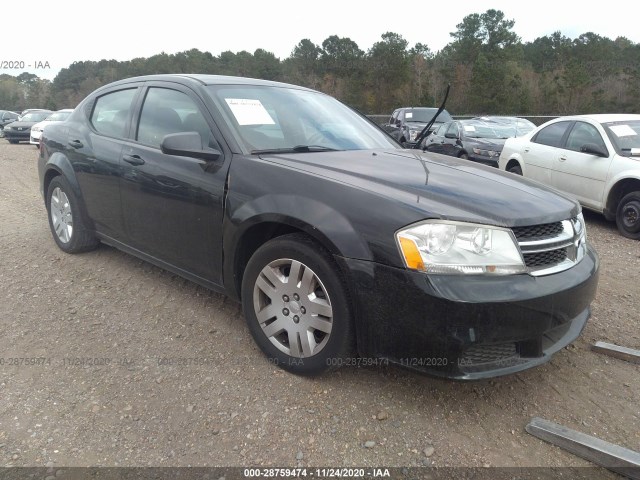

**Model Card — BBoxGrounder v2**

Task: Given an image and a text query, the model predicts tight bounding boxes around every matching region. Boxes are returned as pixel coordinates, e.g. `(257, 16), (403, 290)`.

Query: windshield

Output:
(460, 121), (513, 139)
(207, 85), (399, 153)
(406, 108), (452, 123)
(21, 112), (50, 122)
(45, 111), (72, 122)
(473, 117), (535, 137)
(603, 120), (640, 156)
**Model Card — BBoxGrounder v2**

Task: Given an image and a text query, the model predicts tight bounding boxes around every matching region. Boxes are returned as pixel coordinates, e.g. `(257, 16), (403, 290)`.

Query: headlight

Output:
(4, 126), (11, 131)
(472, 148), (499, 157)
(396, 220), (526, 275)
(32, 126), (42, 132)
(573, 212), (587, 262)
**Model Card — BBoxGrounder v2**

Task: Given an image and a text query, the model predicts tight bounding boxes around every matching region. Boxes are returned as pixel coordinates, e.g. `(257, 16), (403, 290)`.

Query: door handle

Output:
(559, 156), (567, 162)
(123, 154), (145, 166)
(68, 139), (83, 149)
(524, 147), (530, 152)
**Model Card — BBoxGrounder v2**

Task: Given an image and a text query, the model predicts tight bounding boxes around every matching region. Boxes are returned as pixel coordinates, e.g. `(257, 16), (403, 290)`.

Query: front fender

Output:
(223, 194), (372, 297)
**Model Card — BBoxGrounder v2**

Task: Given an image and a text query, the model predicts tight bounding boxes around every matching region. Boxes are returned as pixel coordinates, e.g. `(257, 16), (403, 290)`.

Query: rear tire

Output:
(616, 191), (640, 240)
(46, 176), (99, 253)
(459, 153), (469, 160)
(241, 234), (354, 376)
(508, 164), (523, 175)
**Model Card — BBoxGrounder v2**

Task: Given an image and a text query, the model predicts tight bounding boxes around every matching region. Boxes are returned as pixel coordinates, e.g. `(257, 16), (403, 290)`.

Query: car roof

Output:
(103, 74), (315, 92)
(556, 114), (640, 123)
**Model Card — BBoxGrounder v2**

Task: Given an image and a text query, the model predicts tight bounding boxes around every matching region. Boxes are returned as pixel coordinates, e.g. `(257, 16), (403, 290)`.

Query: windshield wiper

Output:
(251, 145), (339, 154)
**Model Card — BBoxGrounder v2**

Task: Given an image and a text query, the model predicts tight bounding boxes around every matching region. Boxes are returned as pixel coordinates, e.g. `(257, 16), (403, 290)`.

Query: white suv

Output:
(499, 114), (640, 239)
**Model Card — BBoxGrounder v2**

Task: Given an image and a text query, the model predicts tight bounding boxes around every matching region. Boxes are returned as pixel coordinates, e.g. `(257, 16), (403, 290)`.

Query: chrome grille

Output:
(512, 222), (563, 241)
(523, 248), (568, 268)
(512, 216), (585, 276)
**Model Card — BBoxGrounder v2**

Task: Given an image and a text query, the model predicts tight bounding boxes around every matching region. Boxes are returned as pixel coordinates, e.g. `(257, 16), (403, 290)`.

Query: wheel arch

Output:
(505, 157), (523, 173)
(604, 176), (640, 221)
(224, 195), (371, 301)
(42, 153), (94, 229)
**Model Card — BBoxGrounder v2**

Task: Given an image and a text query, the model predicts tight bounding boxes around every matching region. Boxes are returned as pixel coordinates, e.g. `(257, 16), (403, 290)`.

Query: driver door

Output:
(119, 83), (230, 284)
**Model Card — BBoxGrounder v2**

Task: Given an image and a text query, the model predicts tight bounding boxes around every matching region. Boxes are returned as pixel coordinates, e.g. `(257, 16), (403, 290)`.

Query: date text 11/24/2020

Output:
(1, 60), (50, 69)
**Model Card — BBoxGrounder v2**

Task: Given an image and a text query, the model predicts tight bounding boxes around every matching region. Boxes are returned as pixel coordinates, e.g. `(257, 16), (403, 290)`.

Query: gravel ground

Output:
(0, 142), (638, 473)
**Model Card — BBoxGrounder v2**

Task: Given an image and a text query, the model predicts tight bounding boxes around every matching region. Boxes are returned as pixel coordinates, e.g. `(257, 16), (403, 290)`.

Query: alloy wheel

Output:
(253, 258), (333, 358)
(50, 187), (73, 243)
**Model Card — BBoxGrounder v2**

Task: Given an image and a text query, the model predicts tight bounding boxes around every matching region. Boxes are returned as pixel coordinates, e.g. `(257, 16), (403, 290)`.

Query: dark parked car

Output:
(38, 74), (598, 380)
(383, 107), (453, 147)
(424, 119), (518, 167)
(4, 110), (52, 143)
(0, 110), (20, 138)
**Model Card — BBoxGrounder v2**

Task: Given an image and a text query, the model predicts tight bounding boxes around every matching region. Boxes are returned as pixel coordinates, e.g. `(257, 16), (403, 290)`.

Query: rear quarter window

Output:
(90, 89), (137, 138)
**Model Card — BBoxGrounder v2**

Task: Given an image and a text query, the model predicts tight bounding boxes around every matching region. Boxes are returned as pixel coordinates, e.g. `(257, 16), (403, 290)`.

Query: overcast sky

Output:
(2, 0), (637, 81)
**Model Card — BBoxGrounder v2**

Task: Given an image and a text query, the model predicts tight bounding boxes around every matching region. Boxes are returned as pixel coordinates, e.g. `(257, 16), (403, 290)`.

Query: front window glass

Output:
(446, 122), (459, 137)
(603, 120), (640, 156)
(137, 88), (214, 149)
(435, 123), (449, 136)
(566, 122), (607, 153)
(207, 85), (399, 153)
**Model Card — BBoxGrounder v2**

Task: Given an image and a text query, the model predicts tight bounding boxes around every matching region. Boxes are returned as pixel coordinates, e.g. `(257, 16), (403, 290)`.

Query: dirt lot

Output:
(0, 142), (638, 473)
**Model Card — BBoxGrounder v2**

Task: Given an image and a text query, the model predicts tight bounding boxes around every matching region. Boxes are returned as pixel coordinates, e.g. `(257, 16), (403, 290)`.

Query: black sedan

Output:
(0, 110), (20, 138)
(38, 74), (598, 379)
(424, 119), (515, 167)
(4, 110), (52, 143)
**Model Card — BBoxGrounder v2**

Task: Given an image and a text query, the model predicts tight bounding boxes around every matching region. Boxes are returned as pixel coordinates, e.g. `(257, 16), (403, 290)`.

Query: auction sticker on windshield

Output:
(609, 125), (636, 137)
(225, 98), (275, 125)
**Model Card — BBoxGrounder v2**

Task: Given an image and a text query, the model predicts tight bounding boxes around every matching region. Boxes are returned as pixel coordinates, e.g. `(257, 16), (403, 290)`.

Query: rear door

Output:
(522, 120), (573, 185)
(553, 121), (612, 209)
(69, 85), (142, 240)
(119, 83), (230, 284)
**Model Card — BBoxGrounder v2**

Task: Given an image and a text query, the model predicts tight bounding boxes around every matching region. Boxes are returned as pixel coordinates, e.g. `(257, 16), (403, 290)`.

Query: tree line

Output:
(2, 9), (639, 116)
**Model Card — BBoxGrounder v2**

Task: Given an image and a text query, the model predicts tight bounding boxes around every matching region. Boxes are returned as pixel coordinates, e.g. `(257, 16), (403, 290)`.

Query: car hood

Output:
(6, 121), (39, 129)
(260, 149), (579, 227)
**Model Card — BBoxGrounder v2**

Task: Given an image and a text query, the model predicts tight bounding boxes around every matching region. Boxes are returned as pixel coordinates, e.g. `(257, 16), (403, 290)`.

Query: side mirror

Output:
(395, 120), (401, 127)
(161, 132), (221, 162)
(580, 143), (608, 157)
(444, 132), (458, 139)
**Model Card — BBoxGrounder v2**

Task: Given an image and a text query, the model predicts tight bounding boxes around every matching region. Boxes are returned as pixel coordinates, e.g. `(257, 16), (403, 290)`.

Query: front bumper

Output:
(340, 244), (599, 380)
(4, 130), (30, 141)
(468, 153), (500, 167)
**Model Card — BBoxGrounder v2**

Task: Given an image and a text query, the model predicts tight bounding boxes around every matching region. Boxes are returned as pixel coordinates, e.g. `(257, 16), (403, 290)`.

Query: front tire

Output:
(241, 234), (354, 376)
(46, 176), (98, 253)
(508, 164), (523, 175)
(8, 139), (18, 144)
(616, 191), (640, 240)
